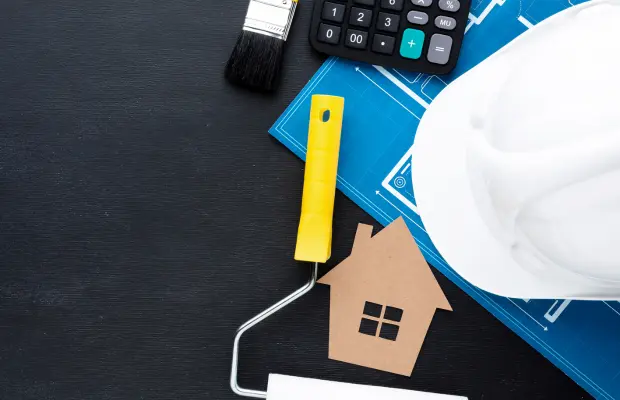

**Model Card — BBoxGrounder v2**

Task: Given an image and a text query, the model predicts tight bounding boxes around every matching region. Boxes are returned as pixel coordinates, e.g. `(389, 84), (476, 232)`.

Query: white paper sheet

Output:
(266, 374), (467, 400)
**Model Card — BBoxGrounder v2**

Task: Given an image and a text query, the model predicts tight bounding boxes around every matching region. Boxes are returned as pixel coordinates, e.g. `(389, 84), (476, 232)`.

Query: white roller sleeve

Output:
(266, 374), (467, 399)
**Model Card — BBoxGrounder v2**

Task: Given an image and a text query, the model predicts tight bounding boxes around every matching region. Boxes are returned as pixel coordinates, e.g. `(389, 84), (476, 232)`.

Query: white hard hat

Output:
(412, 0), (620, 299)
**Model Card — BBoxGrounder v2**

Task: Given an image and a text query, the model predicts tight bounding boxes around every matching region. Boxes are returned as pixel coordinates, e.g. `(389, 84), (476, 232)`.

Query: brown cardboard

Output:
(318, 217), (452, 376)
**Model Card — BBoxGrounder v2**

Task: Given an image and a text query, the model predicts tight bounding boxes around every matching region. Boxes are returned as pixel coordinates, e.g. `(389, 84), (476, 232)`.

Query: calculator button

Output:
(372, 34), (396, 54)
(435, 16), (456, 30)
(411, 0), (432, 7)
(345, 29), (369, 49)
(400, 28), (425, 59)
(317, 23), (341, 45)
(439, 0), (460, 11)
(354, 0), (375, 5)
(322, 2), (346, 23)
(427, 34), (452, 64)
(380, 0), (404, 11)
(376, 13), (400, 33)
(407, 11), (428, 25)
(350, 7), (373, 28)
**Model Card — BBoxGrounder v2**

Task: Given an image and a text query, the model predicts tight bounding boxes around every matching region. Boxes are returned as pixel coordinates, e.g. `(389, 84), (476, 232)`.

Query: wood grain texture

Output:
(0, 0), (589, 399)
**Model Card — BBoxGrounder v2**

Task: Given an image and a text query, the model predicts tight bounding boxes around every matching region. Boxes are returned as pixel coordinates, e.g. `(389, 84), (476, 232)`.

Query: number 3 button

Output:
(377, 12), (400, 33)
(345, 29), (368, 49)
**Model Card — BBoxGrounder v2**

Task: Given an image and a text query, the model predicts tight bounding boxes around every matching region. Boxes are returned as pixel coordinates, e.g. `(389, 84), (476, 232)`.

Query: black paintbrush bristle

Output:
(225, 30), (285, 92)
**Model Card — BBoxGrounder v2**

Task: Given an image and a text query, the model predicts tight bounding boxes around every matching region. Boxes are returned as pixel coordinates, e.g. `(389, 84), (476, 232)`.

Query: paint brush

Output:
(225, 0), (298, 92)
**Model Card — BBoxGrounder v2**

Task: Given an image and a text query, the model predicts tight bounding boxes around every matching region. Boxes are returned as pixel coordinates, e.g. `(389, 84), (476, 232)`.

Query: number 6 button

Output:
(381, 0), (404, 10)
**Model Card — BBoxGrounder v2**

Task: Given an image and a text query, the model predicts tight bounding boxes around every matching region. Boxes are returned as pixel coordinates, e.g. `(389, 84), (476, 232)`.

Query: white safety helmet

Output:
(412, 0), (620, 299)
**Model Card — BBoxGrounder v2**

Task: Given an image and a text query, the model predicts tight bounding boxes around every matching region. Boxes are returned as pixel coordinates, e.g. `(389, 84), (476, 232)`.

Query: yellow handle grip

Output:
(294, 95), (345, 263)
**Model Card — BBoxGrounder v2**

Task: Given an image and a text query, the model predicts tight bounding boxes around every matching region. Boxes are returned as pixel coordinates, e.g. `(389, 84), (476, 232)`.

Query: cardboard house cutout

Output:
(318, 217), (452, 376)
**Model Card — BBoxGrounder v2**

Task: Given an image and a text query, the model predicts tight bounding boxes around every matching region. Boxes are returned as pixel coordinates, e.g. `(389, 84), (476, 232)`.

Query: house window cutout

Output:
(363, 301), (383, 318)
(359, 302), (403, 341)
(384, 306), (403, 322)
(379, 323), (399, 341)
(359, 318), (379, 336)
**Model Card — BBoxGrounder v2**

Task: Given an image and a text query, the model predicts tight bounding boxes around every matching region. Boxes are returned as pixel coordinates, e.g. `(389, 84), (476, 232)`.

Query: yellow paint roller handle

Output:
(294, 95), (345, 263)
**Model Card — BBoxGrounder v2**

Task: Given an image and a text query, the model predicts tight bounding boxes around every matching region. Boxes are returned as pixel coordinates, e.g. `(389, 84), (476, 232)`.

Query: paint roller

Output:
(230, 95), (467, 400)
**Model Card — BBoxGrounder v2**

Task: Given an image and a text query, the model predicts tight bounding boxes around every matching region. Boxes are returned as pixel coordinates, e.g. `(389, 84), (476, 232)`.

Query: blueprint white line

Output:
(603, 301), (620, 317)
(279, 64), (327, 127)
(420, 76), (447, 101)
(376, 190), (422, 228)
(356, 67), (419, 118)
(383, 182), (419, 214)
(340, 178), (394, 223)
(393, 69), (420, 85)
(544, 300), (571, 323)
(507, 298), (548, 330)
(477, 0), (505, 25)
(279, 58), (336, 130)
(400, 162), (411, 175)
(383, 146), (414, 187)
(517, 15), (534, 28)
(289, 58), (336, 120)
(342, 181), (393, 222)
(374, 66), (431, 109)
(277, 127), (307, 155)
(465, 18), (476, 33)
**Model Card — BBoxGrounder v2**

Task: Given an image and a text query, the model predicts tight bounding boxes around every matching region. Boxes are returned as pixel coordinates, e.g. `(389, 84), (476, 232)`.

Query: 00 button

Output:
(345, 29), (369, 49)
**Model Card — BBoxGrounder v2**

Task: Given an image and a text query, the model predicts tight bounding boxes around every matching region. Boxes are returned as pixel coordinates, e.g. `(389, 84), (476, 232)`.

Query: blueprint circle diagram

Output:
(394, 176), (407, 189)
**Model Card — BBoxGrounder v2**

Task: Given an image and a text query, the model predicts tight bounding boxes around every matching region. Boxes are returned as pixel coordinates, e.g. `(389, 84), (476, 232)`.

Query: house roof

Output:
(318, 217), (452, 311)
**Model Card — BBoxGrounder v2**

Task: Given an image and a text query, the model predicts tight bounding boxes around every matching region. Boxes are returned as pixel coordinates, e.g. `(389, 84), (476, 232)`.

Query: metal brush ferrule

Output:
(242, 0), (298, 41)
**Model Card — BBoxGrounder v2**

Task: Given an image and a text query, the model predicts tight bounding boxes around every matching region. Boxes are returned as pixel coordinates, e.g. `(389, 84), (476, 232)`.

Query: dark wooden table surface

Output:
(0, 1), (590, 399)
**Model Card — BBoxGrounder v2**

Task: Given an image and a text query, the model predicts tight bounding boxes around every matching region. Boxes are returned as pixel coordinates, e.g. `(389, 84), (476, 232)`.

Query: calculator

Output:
(309, 0), (470, 75)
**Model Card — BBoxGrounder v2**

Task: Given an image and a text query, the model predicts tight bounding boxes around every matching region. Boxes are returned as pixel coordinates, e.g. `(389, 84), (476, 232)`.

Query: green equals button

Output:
(400, 28), (425, 60)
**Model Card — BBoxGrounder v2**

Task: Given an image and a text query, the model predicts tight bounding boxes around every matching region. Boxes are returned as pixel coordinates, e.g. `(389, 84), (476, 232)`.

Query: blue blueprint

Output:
(270, 0), (620, 398)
